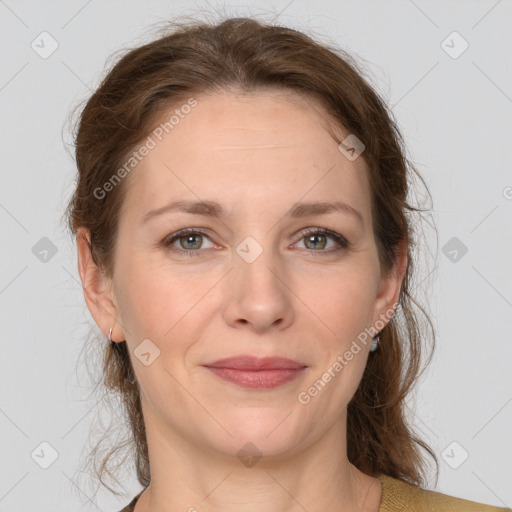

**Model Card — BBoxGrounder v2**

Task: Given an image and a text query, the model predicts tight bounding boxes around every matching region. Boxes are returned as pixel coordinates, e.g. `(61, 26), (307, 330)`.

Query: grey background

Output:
(0, 0), (511, 510)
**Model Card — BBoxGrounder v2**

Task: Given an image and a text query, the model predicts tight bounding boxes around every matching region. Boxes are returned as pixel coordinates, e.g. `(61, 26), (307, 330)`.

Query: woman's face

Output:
(83, 89), (404, 460)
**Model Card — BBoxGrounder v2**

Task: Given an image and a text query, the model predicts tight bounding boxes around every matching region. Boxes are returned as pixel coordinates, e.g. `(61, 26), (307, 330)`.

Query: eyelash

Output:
(162, 227), (350, 258)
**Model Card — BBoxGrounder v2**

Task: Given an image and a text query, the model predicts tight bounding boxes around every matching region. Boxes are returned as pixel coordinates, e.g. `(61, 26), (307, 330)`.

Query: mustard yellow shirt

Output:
(118, 473), (511, 511)
(377, 474), (510, 511)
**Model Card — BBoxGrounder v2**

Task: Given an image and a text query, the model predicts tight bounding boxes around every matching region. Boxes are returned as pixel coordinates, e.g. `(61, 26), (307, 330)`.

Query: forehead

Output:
(122, 89), (370, 220)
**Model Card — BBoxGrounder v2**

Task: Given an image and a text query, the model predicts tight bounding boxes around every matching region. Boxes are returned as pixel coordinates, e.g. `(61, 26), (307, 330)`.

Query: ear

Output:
(371, 237), (407, 330)
(76, 227), (125, 343)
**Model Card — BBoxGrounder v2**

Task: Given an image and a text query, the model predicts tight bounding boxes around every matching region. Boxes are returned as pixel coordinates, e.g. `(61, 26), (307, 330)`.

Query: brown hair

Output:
(64, 15), (439, 496)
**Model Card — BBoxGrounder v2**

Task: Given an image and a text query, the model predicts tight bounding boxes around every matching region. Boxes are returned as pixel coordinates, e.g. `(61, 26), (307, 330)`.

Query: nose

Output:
(222, 244), (295, 334)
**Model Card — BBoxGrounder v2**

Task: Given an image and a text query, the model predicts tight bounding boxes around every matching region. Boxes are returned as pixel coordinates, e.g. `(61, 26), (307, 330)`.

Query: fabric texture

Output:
(377, 474), (510, 511)
(117, 473), (511, 511)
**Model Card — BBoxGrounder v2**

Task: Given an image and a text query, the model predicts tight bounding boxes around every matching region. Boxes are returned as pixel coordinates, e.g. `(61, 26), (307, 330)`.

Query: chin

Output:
(200, 412), (303, 460)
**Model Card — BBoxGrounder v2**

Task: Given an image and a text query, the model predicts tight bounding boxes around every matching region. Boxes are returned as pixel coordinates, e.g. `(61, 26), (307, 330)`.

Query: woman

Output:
(65, 16), (509, 512)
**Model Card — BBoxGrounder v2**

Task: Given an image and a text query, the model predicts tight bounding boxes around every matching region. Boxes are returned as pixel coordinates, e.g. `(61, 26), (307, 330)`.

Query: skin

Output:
(77, 89), (407, 512)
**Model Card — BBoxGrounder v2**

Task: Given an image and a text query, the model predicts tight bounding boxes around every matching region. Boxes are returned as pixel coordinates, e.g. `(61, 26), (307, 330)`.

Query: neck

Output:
(133, 401), (382, 512)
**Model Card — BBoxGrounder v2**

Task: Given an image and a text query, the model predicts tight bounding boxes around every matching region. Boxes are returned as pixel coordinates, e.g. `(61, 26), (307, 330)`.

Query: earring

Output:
(370, 334), (379, 352)
(108, 327), (113, 342)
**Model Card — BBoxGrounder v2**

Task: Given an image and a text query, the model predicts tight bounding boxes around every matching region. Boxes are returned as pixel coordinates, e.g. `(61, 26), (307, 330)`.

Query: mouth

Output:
(202, 356), (308, 390)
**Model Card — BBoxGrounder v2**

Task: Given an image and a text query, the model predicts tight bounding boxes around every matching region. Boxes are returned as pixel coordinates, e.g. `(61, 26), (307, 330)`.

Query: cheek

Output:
(113, 257), (173, 340)
(304, 270), (377, 337)
(305, 284), (374, 409)
(114, 259), (214, 343)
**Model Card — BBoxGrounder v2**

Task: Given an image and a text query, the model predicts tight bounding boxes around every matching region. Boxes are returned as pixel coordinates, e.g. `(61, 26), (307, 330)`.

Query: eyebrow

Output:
(141, 199), (364, 225)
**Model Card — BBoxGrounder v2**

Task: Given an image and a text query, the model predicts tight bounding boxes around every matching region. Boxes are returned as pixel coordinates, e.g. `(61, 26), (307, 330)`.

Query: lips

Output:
(202, 356), (308, 389)
(203, 356), (307, 370)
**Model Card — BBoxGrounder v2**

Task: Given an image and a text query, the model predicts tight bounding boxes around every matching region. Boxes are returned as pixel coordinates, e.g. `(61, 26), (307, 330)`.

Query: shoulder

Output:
(378, 474), (510, 512)
(116, 479), (511, 512)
